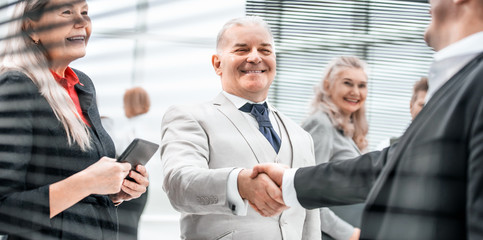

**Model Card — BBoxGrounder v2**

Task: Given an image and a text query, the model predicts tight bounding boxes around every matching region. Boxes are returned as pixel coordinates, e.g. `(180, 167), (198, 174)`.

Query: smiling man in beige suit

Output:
(160, 16), (320, 240)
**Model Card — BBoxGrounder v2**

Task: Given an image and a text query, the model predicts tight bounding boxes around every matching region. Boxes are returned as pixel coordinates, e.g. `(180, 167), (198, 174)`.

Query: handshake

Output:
(238, 163), (291, 217)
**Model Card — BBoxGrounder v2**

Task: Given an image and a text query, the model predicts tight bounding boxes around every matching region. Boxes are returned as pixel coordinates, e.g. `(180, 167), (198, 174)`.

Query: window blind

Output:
(246, 0), (433, 150)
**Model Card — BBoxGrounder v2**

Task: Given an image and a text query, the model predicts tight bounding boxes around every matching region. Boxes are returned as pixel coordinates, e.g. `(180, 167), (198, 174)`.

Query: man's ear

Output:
(212, 54), (222, 76)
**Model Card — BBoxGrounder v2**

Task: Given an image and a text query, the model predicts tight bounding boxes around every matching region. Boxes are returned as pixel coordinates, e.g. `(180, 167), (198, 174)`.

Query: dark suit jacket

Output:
(294, 52), (483, 239)
(0, 70), (117, 240)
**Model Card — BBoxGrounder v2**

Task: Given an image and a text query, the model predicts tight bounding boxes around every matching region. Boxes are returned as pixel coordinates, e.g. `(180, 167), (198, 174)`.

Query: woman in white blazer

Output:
(302, 56), (369, 240)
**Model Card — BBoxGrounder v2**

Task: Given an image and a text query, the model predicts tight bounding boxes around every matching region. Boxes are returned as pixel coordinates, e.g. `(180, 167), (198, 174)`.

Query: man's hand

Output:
(250, 163), (288, 186)
(237, 169), (287, 217)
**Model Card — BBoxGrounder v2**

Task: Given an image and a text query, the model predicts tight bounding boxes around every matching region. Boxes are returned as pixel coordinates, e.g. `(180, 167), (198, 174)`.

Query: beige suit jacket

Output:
(160, 93), (320, 240)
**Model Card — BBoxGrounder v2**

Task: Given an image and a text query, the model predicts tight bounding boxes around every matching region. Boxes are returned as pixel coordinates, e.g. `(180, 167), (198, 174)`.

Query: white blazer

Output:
(161, 93), (320, 240)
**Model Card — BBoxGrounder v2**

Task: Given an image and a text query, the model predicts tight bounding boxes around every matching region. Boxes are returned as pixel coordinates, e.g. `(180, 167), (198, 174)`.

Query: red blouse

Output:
(50, 67), (90, 126)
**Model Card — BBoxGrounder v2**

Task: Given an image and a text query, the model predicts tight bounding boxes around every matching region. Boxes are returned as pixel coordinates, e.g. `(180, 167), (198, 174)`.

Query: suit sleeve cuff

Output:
(282, 168), (303, 208)
(227, 168), (248, 216)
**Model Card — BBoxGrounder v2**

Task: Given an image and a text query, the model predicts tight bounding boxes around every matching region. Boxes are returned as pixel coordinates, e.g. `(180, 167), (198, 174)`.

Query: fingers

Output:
(101, 156), (116, 162)
(120, 162), (132, 172)
(115, 163), (131, 181)
(84, 157), (128, 193)
(239, 171), (287, 217)
(250, 163), (273, 178)
(266, 182), (285, 205)
(253, 197), (285, 217)
(101, 156), (131, 178)
(252, 174), (287, 216)
(120, 179), (146, 199)
(126, 168), (150, 187)
(135, 165), (149, 178)
(120, 166), (149, 199)
(251, 164), (285, 186)
(248, 201), (262, 215)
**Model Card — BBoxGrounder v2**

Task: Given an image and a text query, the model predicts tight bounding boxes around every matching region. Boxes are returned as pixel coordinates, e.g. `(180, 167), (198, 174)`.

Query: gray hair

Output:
(216, 15), (275, 53)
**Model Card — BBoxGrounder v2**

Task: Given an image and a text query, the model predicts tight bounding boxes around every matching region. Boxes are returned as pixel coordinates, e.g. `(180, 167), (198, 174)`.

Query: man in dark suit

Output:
(251, 0), (483, 239)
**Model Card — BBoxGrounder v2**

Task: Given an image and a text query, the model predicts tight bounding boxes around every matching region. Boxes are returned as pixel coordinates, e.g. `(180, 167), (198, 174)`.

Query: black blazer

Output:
(0, 69), (116, 240)
(294, 52), (483, 239)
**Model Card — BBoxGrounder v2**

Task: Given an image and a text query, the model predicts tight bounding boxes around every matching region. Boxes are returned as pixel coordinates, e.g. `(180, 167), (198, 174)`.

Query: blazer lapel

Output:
(365, 53), (483, 206)
(272, 110), (305, 168)
(75, 80), (109, 156)
(213, 93), (277, 164)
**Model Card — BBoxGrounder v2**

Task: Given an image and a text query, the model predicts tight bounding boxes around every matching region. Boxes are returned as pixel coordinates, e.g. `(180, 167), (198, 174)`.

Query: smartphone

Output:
(117, 138), (159, 170)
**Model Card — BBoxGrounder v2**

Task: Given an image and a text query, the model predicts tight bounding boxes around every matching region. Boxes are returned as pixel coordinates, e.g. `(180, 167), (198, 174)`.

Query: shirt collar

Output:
(433, 31), (483, 62)
(222, 91), (275, 111)
(427, 31), (483, 102)
(50, 67), (83, 89)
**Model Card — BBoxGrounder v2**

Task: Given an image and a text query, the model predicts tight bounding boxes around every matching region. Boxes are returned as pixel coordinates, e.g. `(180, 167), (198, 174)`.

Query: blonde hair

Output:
(311, 56), (369, 151)
(123, 87), (150, 118)
(0, 0), (91, 150)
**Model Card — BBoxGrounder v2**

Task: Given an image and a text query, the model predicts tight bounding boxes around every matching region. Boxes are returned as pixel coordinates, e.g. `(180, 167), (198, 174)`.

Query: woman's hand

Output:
(50, 157), (131, 217)
(82, 157), (131, 195)
(109, 165), (149, 203)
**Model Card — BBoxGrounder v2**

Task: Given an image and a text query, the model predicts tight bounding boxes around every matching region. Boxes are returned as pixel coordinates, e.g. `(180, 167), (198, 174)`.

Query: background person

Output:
(251, 0), (483, 238)
(409, 77), (428, 120)
(115, 87), (153, 155)
(302, 56), (368, 240)
(160, 16), (320, 240)
(376, 76), (428, 149)
(0, 1), (148, 239)
(102, 87), (153, 240)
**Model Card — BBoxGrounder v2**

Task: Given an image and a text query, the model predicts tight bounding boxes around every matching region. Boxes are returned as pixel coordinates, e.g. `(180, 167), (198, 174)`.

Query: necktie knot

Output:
(240, 103), (270, 124)
(239, 102), (281, 152)
(239, 102), (267, 113)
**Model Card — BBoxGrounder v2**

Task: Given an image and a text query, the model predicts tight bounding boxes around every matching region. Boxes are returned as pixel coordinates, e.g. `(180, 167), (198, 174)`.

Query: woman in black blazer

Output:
(0, 1), (149, 239)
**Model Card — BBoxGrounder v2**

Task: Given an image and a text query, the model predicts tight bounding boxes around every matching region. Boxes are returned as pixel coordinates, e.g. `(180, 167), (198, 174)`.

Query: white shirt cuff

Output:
(282, 168), (303, 208)
(227, 168), (248, 216)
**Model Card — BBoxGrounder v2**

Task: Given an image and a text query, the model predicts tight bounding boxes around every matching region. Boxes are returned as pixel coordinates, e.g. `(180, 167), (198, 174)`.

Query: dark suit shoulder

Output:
(451, 53), (483, 117)
(0, 71), (43, 110)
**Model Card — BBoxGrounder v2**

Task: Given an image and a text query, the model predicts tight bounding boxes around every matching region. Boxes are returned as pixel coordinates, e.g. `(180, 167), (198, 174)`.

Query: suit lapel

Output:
(74, 75), (110, 156)
(365, 53), (483, 205)
(213, 93), (277, 163)
(272, 109), (306, 168)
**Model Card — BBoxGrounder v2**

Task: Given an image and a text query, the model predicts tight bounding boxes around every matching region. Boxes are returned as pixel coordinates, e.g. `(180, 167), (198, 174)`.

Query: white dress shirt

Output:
(282, 31), (483, 208)
(222, 91), (281, 215)
(426, 31), (483, 102)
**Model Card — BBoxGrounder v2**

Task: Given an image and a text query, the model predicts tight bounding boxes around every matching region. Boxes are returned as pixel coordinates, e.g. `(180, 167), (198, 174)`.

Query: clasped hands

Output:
(237, 163), (290, 217)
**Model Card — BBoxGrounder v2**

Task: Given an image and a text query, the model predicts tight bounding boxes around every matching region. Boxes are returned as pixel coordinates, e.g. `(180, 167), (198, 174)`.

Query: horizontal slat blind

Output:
(246, 0), (433, 150)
